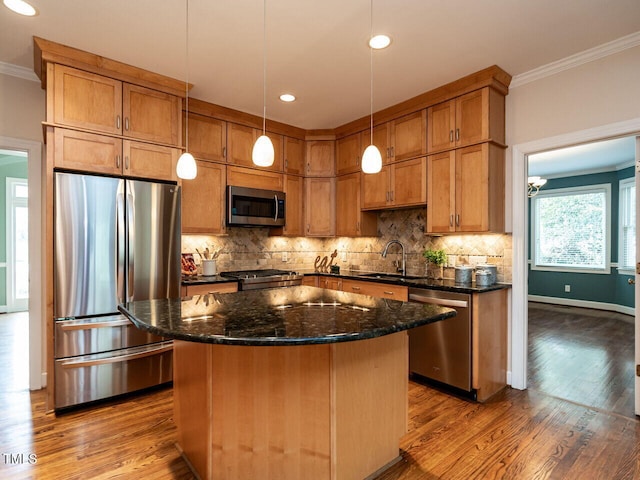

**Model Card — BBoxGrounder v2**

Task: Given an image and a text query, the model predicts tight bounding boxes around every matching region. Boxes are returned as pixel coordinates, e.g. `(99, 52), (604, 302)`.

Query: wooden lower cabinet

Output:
(319, 276), (342, 290)
(362, 157), (427, 210)
(181, 160), (226, 234)
(335, 173), (377, 237)
(301, 276), (318, 287)
(181, 282), (238, 297)
(341, 279), (408, 301)
(304, 177), (335, 237)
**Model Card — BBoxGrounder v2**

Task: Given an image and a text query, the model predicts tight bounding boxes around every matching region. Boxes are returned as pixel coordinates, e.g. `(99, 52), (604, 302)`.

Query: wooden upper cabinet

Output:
(182, 160), (226, 234)
(185, 113), (227, 163)
(305, 177), (335, 237)
(51, 64), (182, 147)
(53, 64), (122, 135)
(123, 141), (179, 182)
(390, 110), (426, 162)
(227, 123), (283, 172)
(271, 174), (304, 236)
(284, 137), (305, 175)
(53, 128), (122, 175)
(306, 140), (335, 177)
(123, 84), (180, 145)
(226, 165), (283, 191)
(362, 157), (426, 210)
(427, 87), (505, 153)
(372, 123), (391, 165)
(336, 132), (362, 175)
(336, 172), (377, 237)
(426, 143), (505, 233)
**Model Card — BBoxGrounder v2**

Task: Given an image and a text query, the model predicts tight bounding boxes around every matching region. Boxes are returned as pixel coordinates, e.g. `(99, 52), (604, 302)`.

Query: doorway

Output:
(510, 118), (640, 416)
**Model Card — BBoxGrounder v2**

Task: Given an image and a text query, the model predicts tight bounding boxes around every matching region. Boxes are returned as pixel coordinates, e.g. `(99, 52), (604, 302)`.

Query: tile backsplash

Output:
(182, 208), (512, 283)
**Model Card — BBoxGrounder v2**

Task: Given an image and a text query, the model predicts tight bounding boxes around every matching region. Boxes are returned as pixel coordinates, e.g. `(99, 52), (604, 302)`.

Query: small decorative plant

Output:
(423, 249), (446, 280)
(423, 249), (447, 266)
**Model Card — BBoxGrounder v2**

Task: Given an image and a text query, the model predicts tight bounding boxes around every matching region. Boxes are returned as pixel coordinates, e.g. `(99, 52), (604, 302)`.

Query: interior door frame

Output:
(635, 136), (640, 416)
(510, 117), (640, 394)
(0, 136), (43, 391)
(6, 176), (29, 311)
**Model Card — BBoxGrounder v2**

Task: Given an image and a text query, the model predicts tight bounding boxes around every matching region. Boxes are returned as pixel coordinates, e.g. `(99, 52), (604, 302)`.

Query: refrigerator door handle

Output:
(126, 192), (135, 302)
(116, 184), (126, 304)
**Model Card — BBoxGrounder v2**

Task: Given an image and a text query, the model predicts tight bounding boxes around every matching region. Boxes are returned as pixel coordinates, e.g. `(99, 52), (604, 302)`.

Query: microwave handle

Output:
(274, 194), (279, 222)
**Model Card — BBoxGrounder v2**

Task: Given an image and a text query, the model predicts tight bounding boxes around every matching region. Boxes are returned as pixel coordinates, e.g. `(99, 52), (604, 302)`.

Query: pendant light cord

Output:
(369, 0), (374, 145)
(185, 0), (190, 152)
(262, 0), (267, 135)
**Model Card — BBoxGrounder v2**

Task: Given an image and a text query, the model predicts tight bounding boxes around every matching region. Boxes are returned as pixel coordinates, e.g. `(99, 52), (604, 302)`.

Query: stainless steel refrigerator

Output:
(53, 172), (180, 410)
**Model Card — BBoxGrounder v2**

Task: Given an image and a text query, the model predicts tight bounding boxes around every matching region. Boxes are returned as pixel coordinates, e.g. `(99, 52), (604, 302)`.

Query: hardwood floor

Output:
(1, 309), (639, 479)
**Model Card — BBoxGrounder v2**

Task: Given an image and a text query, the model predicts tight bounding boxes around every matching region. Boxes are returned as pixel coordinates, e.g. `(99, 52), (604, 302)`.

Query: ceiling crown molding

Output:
(511, 31), (640, 88)
(0, 60), (39, 82)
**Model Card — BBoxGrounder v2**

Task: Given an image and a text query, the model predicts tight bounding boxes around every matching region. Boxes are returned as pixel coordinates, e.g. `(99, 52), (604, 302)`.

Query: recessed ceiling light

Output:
(369, 34), (391, 50)
(279, 93), (296, 102)
(3, 0), (38, 16)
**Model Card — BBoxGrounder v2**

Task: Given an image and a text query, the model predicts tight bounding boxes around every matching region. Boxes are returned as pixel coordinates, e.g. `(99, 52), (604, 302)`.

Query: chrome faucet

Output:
(382, 240), (406, 276)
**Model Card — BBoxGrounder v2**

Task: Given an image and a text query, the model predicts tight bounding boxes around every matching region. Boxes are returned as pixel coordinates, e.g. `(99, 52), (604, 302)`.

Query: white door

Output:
(6, 177), (29, 312)
(635, 136), (640, 416)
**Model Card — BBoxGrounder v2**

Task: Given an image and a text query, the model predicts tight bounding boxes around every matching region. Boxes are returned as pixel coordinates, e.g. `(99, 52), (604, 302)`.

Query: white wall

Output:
(0, 73), (44, 142)
(505, 42), (640, 389)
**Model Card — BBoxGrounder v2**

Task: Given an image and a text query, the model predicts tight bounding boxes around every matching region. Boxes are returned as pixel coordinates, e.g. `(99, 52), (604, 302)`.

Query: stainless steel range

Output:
(221, 269), (303, 290)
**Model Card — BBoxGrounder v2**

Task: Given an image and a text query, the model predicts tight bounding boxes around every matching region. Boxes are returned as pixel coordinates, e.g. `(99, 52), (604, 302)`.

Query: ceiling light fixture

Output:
(361, 0), (383, 175)
(527, 176), (547, 197)
(279, 93), (296, 102)
(176, 0), (197, 180)
(369, 34), (391, 50)
(252, 0), (275, 168)
(3, 0), (37, 16)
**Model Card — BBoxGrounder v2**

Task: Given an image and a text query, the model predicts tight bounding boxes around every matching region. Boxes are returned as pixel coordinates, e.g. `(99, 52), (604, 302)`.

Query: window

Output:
(531, 184), (611, 273)
(618, 177), (635, 273)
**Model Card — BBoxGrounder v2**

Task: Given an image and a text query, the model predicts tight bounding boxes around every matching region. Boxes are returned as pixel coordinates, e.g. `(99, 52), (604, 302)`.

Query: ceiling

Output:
(1, 1), (640, 131)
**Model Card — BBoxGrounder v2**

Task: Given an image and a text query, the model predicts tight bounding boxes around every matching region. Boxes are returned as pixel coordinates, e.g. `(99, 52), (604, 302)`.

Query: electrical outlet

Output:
(282, 251), (288, 262)
(564, 284), (571, 292)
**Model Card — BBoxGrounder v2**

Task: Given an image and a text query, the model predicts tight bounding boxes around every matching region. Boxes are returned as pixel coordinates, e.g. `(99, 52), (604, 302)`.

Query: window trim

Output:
(617, 176), (635, 275)
(531, 183), (611, 274)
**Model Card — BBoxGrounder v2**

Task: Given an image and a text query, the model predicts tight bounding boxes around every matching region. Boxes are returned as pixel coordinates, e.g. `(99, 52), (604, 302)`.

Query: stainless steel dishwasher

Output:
(408, 287), (473, 395)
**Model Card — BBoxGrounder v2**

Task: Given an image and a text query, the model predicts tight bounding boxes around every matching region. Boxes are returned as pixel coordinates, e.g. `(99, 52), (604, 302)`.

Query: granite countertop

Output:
(119, 286), (456, 346)
(181, 274), (237, 285)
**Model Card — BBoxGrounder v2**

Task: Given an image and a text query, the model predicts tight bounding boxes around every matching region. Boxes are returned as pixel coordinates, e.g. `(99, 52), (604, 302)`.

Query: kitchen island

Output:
(119, 286), (455, 480)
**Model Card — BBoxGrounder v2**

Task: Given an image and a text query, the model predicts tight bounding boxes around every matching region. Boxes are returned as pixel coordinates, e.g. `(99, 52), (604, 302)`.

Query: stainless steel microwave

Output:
(226, 185), (286, 227)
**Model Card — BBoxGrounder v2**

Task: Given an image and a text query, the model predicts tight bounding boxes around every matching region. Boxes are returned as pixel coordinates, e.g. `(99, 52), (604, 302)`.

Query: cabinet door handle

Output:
(124, 117), (130, 131)
(125, 156), (130, 170)
(222, 146), (227, 158)
(455, 128), (460, 141)
(351, 286), (361, 291)
(116, 115), (121, 130)
(285, 159), (288, 169)
(449, 214), (453, 227)
(383, 291), (394, 295)
(386, 191), (389, 202)
(391, 191), (394, 202)
(116, 155), (121, 168)
(307, 224), (310, 233)
(449, 130), (453, 142)
(390, 146), (395, 157)
(386, 147), (390, 159)
(356, 221), (360, 231)
(456, 214), (460, 226)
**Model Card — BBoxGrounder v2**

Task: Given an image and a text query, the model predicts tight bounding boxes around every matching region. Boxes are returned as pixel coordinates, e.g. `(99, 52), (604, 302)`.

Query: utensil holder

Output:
(202, 259), (217, 276)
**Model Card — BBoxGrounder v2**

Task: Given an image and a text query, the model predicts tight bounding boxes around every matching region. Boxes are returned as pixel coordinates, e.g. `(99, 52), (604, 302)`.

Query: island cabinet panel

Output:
(306, 140), (335, 177)
(227, 165), (283, 191)
(184, 113), (227, 163)
(472, 288), (508, 402)
(181, 161), (226, 234)
(173, 332), (409, 480)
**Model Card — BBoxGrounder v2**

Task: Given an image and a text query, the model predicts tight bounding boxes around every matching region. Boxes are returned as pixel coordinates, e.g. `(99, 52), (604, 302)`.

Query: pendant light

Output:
(176, 0), (197, 180)
(361, 0), (383, 174)
(252, 0), (275, 167)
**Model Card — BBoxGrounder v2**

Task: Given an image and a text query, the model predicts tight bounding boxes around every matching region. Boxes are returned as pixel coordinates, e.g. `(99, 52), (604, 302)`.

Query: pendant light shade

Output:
(177, 152), (197, 179)
(362, 144), (382, 174)
(177, 0), (197, 180)
(252, 134), (275, 167)
(252, 0), (274, 167)
(362, 0), (382, 174)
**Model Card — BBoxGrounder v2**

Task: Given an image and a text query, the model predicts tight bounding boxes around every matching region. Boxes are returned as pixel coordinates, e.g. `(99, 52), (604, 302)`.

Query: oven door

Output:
(227, 185), (285, 227)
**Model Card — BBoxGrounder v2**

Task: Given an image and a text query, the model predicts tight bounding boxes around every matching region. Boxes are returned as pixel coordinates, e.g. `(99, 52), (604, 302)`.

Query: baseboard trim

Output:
(527, 295), (635, 317)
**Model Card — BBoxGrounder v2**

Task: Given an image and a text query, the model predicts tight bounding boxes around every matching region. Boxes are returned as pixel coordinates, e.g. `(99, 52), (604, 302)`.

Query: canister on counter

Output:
(475, 270), (492, 287)
(476, 264), (497, 284)
(454, 265), (474, 284)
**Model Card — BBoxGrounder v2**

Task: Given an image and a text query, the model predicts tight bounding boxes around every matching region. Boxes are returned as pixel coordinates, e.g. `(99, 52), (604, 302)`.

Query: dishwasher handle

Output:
(409, 293), (468, 308)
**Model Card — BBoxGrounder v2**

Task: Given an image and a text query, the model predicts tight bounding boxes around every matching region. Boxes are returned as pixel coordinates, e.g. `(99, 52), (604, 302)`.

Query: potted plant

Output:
(423, 248), (447, 280)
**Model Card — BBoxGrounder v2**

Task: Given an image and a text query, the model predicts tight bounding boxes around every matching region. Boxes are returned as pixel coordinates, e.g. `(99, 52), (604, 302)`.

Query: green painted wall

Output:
(0, 154), (28, 306)
(528, 167), (635, 308)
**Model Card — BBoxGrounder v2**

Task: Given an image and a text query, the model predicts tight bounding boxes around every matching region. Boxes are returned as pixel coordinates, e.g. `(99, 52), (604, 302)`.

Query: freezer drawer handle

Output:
(59, 318), (132, 331)
(59, 343), (172, 369)
(409, 294), (468, 308)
